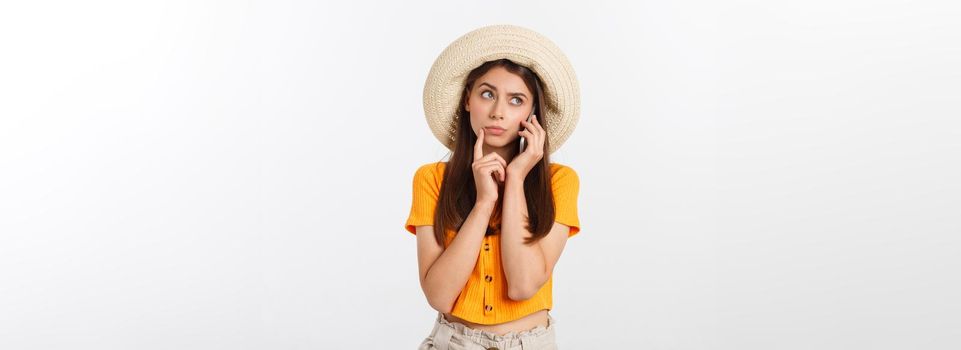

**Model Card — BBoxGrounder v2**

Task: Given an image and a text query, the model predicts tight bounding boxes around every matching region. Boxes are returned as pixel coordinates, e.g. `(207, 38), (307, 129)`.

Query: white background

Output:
(1, 0), (959, 349)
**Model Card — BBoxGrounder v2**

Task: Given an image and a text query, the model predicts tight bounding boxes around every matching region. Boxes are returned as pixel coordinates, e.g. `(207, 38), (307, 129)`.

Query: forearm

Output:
(500, 174), (548, 300)
(422, 200), (495, 312)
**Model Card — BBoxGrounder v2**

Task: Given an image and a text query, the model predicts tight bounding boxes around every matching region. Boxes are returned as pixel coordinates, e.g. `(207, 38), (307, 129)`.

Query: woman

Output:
(405, 25), (581, 350)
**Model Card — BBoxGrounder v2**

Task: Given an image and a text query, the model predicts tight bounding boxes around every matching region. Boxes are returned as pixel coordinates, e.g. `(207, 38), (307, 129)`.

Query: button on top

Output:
(484, 243), (490, 251)
(484, 305), (493, 311)
(485, 275), (492, 282)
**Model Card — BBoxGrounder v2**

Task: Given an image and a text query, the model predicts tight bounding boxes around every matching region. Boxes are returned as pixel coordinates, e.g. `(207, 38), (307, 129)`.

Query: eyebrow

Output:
(478, 82), (528, 99)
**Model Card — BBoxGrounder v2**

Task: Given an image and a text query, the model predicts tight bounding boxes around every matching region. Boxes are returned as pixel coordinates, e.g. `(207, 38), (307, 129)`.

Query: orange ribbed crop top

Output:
(404, 161), (580, 324)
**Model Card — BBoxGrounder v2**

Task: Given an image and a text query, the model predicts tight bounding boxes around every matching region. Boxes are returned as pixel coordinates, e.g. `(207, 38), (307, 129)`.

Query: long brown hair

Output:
(431, 58), (555, 247)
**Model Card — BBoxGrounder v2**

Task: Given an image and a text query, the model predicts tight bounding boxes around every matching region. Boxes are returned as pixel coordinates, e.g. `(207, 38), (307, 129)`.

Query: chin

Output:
(488, 139), (517, 148)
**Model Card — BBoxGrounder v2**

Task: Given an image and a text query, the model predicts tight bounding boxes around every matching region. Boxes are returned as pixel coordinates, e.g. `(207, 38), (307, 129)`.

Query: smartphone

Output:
(519, 110), (534, 152)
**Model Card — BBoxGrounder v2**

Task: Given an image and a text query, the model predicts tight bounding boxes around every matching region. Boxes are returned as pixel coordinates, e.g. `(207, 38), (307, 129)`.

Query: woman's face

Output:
(465, 66), (535, 149)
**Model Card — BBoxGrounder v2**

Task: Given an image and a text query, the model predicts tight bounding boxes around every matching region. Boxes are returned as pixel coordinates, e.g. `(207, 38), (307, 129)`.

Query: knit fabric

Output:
(405, 161), (580, 324)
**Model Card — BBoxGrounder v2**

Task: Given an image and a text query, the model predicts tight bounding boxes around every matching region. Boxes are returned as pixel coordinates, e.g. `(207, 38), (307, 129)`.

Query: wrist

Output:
(474, 199), (497, 211)
(507, 172), (526, 184)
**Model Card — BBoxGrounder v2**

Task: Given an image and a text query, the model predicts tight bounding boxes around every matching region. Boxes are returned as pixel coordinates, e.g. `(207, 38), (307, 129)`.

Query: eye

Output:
(510, 97), (523, 105)
(481, 90), (493, 99)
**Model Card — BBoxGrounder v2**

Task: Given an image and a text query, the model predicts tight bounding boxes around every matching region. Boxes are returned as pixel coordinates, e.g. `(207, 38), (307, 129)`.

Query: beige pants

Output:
(418, 312), (558, 350)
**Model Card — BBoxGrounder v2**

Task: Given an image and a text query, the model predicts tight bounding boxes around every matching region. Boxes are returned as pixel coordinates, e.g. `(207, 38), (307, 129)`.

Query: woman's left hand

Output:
(507, 114), (546, 179)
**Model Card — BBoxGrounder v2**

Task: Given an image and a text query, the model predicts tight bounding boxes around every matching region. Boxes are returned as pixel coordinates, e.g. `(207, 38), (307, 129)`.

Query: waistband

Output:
(436, 312), (555, 342)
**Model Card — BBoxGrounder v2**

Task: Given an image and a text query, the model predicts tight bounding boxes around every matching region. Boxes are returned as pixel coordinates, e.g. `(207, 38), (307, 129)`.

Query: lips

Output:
(484, 127), (505, 136)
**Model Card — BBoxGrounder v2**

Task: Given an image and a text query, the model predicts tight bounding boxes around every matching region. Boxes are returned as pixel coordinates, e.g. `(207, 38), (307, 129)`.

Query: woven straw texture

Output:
(422, 24), (580, 155)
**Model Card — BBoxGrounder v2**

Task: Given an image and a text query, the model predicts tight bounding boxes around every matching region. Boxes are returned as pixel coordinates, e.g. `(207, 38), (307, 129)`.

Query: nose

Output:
(490, 99), (507, 120)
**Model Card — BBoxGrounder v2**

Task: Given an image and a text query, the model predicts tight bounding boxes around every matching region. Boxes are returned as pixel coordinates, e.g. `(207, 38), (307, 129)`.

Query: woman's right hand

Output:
(472, 127), (507, 205)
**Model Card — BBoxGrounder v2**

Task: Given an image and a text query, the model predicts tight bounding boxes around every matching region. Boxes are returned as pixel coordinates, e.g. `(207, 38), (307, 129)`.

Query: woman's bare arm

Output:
(415, 200), (495, 313)
(500, 173), (569, 301)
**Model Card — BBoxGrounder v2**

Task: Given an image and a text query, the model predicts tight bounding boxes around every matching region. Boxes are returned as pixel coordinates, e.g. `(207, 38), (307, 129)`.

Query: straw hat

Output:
(422, 24), (580, 155)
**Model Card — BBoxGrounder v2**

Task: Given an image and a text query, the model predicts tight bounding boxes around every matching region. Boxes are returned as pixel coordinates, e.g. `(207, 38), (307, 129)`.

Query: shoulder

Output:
(413, 161), (447, 181)
(548, 162), (579, 194)
(548, 162), (578, 179)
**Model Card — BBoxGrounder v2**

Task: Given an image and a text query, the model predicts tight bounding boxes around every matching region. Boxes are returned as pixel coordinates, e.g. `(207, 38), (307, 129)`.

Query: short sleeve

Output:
(551, 165), (581, 238)
(404, 163), (441, 235)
